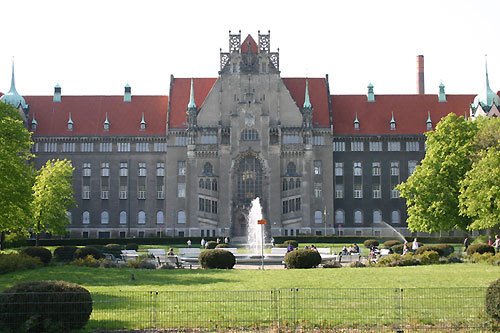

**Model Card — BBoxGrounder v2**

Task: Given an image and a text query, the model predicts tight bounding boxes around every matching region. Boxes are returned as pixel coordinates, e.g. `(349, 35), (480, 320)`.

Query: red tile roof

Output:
(168, 77), (218, 129)
(241, 34), (258, 53)
(282, 78), (331, 127)
(26, 95), (168, 136)
(331, 94), (475, 135)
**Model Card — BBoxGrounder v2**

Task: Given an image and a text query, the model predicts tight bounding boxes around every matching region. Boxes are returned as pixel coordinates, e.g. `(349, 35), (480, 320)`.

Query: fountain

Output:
(379, 221), (407, 243)
(247, 197), (265, 254)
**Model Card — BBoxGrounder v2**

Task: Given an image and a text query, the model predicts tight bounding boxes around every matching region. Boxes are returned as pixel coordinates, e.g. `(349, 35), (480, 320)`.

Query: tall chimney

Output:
(417, 55), (425, 94)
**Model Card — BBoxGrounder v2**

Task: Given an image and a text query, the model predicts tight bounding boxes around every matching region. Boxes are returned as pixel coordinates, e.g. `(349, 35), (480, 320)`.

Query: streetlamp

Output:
(258, 219), (267, 270)
(323, 207), (327, 236)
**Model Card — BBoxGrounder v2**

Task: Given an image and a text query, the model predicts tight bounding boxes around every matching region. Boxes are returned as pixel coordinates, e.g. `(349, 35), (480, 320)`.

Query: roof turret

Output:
(303, 79), (312, 109)
(472, 56), (500, 110)
(0, 58), (28, 110)
(187, 79), (196, 109)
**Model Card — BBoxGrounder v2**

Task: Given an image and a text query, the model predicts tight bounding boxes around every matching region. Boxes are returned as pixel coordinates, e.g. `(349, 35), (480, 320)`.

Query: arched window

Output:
(119, 211), (127, 224)
(373, 210), (382, 224)
(335, 210), (345, 224)
(82, 211), (90, 224)
(138, 211), (146, 224)
(241, 129), (259, 141)
(314, 210), (323, 224)
(282, 179), (287, 191)
(354, 210), (363, 224)
(295, 179), (301, 188)
(391, 210), (401, 224)
(205, 179), (211, 190)
(199, 179), (204, 188)
(177, 210), (186, 224)
(289, 178), (295, 190)
(101, 211), (109, 224)
(286, 162), (296, 176)
(203, 162), (213, 176)
(156, 211), (164, 224)
(212, 179), (217, 191)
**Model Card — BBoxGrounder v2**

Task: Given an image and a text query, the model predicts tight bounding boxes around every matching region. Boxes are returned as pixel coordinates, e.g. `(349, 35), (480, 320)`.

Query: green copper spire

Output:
(0, 57), (28, 109)
(187, 79), (196, 109)
(303, 79), (312, 109)
(9, 57), (17, 95)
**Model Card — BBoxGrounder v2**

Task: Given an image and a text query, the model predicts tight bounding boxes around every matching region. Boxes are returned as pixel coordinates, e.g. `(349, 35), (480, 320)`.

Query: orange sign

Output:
(257, 219), (267, 225)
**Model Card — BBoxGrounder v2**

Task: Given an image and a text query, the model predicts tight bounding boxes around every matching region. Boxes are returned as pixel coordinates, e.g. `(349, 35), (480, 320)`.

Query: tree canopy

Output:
(398, 114), (500, 232)
(0, 103), (33, 237)
(31, 159), (75, 244)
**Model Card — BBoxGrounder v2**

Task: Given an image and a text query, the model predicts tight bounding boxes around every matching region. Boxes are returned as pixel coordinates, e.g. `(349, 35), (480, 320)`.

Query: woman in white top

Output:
(412, 238), (419, 251)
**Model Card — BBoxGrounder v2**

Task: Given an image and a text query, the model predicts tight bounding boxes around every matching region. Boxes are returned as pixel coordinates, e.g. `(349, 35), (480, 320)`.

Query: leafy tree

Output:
(31, 159), (75, 245)
(398, 114), (477, 232)
(0, 103), (33, 249)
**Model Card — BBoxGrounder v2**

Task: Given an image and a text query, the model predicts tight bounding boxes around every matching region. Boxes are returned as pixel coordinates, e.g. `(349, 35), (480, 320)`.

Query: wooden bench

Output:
(317, 248), (331, 255)
(334, 253), (361, 264)
(179, 248), (201, 258)
(120, 250), (140, 262)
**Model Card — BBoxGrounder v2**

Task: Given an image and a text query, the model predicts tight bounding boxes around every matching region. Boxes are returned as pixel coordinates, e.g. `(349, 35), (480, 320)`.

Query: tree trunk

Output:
(0, 232), (5, 250)
(35, 233), (40, 247)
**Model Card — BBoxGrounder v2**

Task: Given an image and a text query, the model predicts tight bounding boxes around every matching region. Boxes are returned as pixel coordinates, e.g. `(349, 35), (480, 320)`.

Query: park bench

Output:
(270, 248), (288, 255)
(334, 253), (361, 264)
(120, 250), (140, 262)
(221, 247), (238, 254)
(179, 248), (201, 258)
(317, 248), (331, 255)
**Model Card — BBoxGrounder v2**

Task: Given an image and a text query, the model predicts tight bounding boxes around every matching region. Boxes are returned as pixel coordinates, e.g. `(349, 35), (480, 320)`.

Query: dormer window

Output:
(353, 113), (360, 130)
(426, 111), (432, 130)
(103, 112), (110, 131)
(390, 112), (396, 130)
(31, 118), (37, 131)
(140, 112), (146, 130)
(67, 113), (74, 131)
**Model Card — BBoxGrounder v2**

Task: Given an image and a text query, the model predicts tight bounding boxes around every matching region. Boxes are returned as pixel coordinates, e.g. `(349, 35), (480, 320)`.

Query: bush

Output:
(205, 241), (218, 249)
(0, 253), (43, 274)
(391, 244), (405, 255)
(53, 246), (78, 262)
(283, 240), (299, 248)
(486, 278), (500, 322)
(74, 246), (104, 260)
(415, 244), (455, 257)
(350, 261), (366, 268)
(376, 254), (402, 267)
(199, 249), (235, 269)
(363, 239), (379, 248)
(284, 249), (321, 269)
(125, 243), (139, 251)
(322, 260), (342, 268)
(398, 253), (421, 266)
(104, 244), (123, 257)
(383, 240), (401, 248)
(126, 257), (157, 269)
(20, 247), (52, 265)
(71, 255), (102, 268)
(415, 250), (440, 265)
(0, 280), (92, 332)
(466, 243), (495, 256)
(215, 243), (229, 248)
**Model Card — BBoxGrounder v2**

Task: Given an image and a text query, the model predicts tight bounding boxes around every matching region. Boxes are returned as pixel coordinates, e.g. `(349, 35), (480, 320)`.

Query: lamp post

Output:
(258, 219), (267, 270)
(323, 207), (327, 236)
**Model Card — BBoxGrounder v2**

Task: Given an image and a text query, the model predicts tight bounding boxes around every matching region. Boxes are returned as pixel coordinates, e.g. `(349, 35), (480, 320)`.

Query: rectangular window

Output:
(372, 183), (381, 198)
(101, 162), (110, 177)
(117, 142), (131, 152)
(391, 187), (400, 199)
(282, 134), (302, 144)
(44, 142), (58, 152)
(136, 142), (150, 152)
(335, 184), (344, 198)
(369, 142), (382, 151)
(82, 185), (90, 199)
(62, 142), (75, 152)
(101, 185), (109, 199)
(156, 162), (165, 176)
(313, 160), (322, 175)
(178, 161), (186, 176)
(99, 142), (113, 152)
(138, 163), (147, 177)
(314, 183), (322, 198)
(80, 142), (94, 152)
(353, 162), (362, 176)
(372, 162), (381, 176)
(157, 184), (165, 199)
(174, 135), (188, 146)
(312, 136), (325, 145)
(354, 183), (363, 198)
(351, 141), (364, 151)
(390, 161), (400, 176)
(406, 141), (420, 151)
(120, 162), (128, 177)
(153, 142), (167, 152)
(119, 185), (127, 199)
(200, 134), (218, 144)
(83, 163), (91, 177)
(335, 162), (343, 176)
(177, 183), (186, 198)
(408, 160), (418, 175)
(333, 141), (345, 152)
(137, 185), (146, 200)
(388, 141), (401, 151)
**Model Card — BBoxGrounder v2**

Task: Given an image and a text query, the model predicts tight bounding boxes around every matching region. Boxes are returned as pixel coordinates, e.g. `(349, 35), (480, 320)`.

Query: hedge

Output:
(53, 246), (78, 262)
(74, 246), (104, 260)
(20, 247), (52, 265)
(199, 249), (235, 269)
(0, 253), (43, 274)
(283, 249), (322, 269)
(415, 244), (455, 257)
(486, 278), (500, 322)
(466, 243), (496, 256)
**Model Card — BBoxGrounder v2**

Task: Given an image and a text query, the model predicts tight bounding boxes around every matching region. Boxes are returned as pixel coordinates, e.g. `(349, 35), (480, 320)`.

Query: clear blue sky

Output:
(1, 0), (499, 96)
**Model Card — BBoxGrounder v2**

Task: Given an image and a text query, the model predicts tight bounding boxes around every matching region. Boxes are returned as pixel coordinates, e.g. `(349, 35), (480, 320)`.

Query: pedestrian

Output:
(201, 238), (206, 248)
(463, 237), (470, 252)
(216, 237), (221, 244)
(224, 237), (229, 244)
(494, 235), (500, 253)
(411, 238), (419, 251)
(402, 241), (409, 255)
(187, 239), (192, 248)
(271, 237), (275, 247)
(487, 236), (493, 246)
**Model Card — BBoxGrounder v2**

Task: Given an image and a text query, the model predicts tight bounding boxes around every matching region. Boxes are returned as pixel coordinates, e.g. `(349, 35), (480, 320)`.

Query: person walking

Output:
(411, 238), (419, 251)
(187, 239), (192, 248)
(201, 238), (206, 248)
(494, 235), (500, 253)
(463, 237), (470, 252)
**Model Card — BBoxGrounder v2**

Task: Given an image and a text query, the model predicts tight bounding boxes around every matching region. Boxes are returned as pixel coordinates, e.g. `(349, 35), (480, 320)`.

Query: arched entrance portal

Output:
(231, 154), (265, 236)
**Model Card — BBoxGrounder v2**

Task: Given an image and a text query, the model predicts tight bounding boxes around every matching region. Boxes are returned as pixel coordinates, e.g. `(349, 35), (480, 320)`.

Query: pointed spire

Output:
(426, 111), (432, 124)
(353, 112), (360, 129)
(103, 112), (110, 130)
(438, 82), (446, 102)
(303, 79), (312, 109)
(67, 112), (74, 130)
(9, 57), (18, 95)
(31, 113), (38, 130)
(140, 112), (146, 130)
(367, 82), (375, 102)
(187, 79), (196, 109)
(390, 112), (396, 130)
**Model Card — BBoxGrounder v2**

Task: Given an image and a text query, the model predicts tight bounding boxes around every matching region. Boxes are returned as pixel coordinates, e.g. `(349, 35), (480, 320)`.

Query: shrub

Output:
(391, 244), (405, 255)
(486, 278), (500, 322)
(215, 243), (229, 248)
(322, 260), (342, 268)
(363, 239), (379, 248)
(71, 255), (102, 268)
(284, 249), (321, 269)
(350, 261), (366, 268)
(469, 252), (495, 264)
(398, 253), (421, 266)
(199, 249), (235, 269)
(53, 246), (78, 262)
(383, 240), (401, 249)
(446, 254), (463, 264)
(415, 244), (455, 257)
(104, 244), (123, 257)
(126, 243), (139, 251)
(0, 253), (43, 274)
(283, 240), (299, 248)
(99, 259), (121, 268)
(415, 250), (440, 265)
(74, 246), (104, 260)
(205, 241), (218, 249)
(376, 254), (402, 267)
(466, 243), (495, 256)
(0, 280), (92, 331)
(126, 256), (157, 269)
(20, 247), (52, 265)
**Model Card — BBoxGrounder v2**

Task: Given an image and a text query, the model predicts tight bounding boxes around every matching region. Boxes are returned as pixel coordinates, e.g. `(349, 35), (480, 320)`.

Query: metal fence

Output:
(1, 287), (496, 332)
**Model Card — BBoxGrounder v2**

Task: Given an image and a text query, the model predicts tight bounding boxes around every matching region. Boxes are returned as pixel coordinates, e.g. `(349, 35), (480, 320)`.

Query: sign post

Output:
(258, 219), (267, 270)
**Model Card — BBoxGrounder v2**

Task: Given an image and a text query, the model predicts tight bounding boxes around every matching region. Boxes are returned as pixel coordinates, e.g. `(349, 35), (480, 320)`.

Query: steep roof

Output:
(282, 78), (331, 127)
(26, 95), (168, 136)
(331, 94), (475, 135)
(168, 77), (218, 129)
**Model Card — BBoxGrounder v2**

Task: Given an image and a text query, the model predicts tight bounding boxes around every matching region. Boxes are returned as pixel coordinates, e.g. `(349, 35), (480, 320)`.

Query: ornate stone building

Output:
(1, 31), (498, 239)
